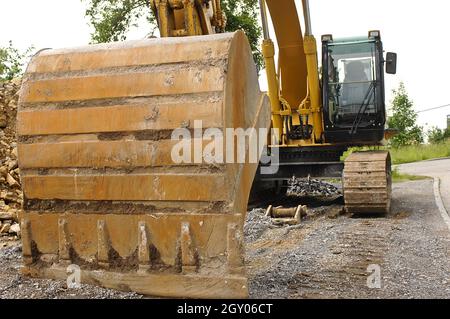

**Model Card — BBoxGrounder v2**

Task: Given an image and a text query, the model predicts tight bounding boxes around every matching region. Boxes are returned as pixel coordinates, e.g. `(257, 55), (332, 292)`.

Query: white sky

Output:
(0, 0), (449, 129)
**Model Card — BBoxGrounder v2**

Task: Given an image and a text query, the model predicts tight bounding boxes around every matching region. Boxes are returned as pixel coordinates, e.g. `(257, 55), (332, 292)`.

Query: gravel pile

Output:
(0, 80), (22, 239)
(0, 243), (21, 260)
(287, 176), (341, 198)
(244, 209), (272, 242)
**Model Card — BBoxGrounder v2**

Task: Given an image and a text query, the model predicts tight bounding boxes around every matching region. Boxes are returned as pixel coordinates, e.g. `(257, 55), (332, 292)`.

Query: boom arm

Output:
(151, 0), (226, 37)
(260, 0), (323, 144)
(152, 0), (323, 144)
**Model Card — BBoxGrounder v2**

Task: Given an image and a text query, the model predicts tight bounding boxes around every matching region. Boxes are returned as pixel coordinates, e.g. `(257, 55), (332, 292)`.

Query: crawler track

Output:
(343, 151), (392, 214)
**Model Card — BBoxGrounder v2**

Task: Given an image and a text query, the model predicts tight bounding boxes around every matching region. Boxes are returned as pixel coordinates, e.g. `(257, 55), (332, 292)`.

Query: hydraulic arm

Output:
(259, 0), (323, 145)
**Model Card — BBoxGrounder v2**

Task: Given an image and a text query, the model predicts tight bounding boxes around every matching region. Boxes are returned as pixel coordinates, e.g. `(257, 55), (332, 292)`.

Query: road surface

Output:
(397, 158), (450, 212)
(247, 179), (450, 298)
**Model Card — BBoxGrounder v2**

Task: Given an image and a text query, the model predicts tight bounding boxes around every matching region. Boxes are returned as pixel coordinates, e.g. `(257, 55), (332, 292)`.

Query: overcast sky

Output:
(1, 0), (449, 129)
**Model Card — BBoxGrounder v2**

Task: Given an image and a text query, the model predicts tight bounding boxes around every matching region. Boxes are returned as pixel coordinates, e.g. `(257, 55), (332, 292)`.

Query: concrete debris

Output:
(8, 160), (17, 171)
(6, 173), (19, 187)
(0, 219), (20, 236)
(9, 223), (20, 235)
(0, 222), (11, 234)
(0, 114), (6, 128)
(0, 211), (17, 221)
(0, 80), (22, 238)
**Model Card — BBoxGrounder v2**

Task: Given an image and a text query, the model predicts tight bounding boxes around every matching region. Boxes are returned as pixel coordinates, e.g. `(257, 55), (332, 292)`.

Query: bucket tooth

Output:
(180, 222), (198, 273)
(97, 220), (111, 268)
(21, 218), (34, 265)
(57, 218), (71, 265)
(138, 221), (151, 273)
(227, 223), (244, 275)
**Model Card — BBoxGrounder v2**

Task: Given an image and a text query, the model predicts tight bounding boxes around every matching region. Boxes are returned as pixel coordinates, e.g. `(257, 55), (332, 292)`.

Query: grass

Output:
(389, 140), (450, 165)
(342, 140), (450, 165)
(391, 167), (428, 183)
(326, 168), (425, 183)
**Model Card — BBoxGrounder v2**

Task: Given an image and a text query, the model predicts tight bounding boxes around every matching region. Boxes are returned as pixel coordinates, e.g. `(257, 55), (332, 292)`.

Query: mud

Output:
(23, 198), (230, 214)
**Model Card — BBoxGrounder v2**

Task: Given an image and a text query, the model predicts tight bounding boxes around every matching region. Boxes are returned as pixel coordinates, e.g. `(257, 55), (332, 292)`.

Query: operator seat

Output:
(341, 61), (371, 115)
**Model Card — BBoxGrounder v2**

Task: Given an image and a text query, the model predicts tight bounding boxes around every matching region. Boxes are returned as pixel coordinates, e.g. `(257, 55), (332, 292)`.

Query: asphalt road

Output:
(397, 158), (450, 212)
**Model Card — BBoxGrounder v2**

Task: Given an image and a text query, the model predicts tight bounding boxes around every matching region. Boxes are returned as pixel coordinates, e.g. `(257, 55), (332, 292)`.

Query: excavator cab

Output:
(322, 31), (397, 144)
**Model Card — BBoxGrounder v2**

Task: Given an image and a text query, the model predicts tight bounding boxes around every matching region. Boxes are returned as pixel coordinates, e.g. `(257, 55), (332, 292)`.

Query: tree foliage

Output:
(387, 82), (424, 148)
(427, 126), (450, 144)
(0, 41), (34, 82)
(83, 0), (263, 69)
(84, 0), (155, 43)
(221, 0), (262, 69)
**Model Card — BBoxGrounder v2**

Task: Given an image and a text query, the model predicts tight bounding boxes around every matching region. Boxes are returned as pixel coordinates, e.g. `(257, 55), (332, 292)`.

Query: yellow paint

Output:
(151, 0), (225, 37)
(263, 0), (325, 147)
(262, 39), (283, 143)
(303, 35), (324, 142)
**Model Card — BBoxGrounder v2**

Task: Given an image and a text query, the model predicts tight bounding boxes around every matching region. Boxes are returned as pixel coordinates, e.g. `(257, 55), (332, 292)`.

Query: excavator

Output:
(16, 0), (396, 298)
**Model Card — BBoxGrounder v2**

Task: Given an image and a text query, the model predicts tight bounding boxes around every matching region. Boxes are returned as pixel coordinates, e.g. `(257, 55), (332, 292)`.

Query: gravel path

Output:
(1, 179), (449, 299)
(0, 241), (142, 299)
(247, 179), (450, 299)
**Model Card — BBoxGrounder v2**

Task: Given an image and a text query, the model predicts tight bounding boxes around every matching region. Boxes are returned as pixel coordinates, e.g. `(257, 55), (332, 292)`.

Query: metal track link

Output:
(343, 151), (392, 214)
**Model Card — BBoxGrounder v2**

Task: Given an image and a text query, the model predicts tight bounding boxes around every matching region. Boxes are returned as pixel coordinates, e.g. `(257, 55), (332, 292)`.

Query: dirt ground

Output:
(1, 179), (449, 299)
(248, 179), (450, 299)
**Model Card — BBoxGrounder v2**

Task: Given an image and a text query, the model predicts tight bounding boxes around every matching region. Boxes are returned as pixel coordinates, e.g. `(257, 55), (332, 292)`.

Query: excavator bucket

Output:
(16, 31), (270, 298)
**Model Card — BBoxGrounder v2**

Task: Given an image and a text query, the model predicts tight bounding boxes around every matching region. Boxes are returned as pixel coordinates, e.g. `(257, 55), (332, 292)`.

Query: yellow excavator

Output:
(16, 0), (396, 298)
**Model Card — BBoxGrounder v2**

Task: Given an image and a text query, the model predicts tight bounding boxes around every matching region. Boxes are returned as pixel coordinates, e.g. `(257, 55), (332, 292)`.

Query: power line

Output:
(417, 104), (450, 113)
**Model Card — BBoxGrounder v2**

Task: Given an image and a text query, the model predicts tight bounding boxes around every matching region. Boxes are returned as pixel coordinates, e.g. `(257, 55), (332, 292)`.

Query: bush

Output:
(343, 141), (450, 165)
(387, 83), (424, 147)
(0, 41), (34, 81)
(427, 126), (450, 144)
(390, 141), (450, 164)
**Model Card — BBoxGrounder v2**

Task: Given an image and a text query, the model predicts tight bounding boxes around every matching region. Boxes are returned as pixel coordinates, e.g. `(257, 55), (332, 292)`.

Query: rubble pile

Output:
(0, 80), (22, 239)
(244, 209), (272, 242)
(287, 176), (341, 198)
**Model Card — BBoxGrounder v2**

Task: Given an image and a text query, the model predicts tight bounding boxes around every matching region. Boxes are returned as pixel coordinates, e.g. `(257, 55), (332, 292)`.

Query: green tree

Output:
(387, 82), (424, 147)
(83, 0), (263, 69)
(0, 41), (34, 81)
(427, 126), (450, 144)
(221, 0), (263, 69)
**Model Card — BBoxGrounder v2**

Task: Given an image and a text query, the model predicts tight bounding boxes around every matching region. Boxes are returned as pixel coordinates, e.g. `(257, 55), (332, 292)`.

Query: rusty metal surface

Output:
(265, 205), (305, 226)
(343, 151), (392, 214)
(17, 31), (271, 298)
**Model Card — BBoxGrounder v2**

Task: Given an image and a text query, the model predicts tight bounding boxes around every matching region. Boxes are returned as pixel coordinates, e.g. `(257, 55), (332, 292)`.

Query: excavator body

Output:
(16, 0), (396, 298)
(255, 0), (396, 216)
